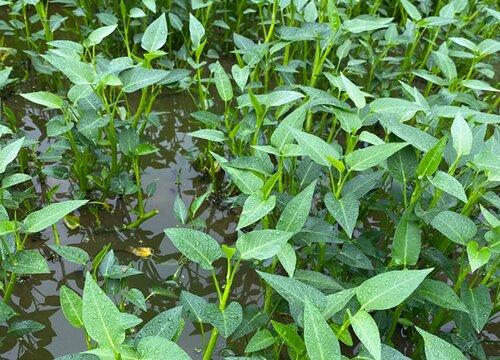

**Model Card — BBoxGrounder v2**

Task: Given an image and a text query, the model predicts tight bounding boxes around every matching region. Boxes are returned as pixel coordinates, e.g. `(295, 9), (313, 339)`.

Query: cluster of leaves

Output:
(0, 0), (498, 359)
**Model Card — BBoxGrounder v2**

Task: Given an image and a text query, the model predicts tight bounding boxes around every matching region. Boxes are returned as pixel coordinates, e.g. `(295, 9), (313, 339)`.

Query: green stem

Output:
(203, 261), (240, 360)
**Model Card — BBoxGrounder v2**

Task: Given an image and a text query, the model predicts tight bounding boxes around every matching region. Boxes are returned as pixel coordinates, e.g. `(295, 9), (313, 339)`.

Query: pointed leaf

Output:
(164, 228), (223, 270)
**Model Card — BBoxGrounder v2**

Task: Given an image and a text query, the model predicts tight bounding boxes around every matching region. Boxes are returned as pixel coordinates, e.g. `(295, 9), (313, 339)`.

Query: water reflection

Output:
(1, 92), (239, 359)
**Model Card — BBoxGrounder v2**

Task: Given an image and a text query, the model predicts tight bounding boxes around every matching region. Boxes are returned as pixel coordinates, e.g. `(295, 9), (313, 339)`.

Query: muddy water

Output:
(0, 92), (256, 359)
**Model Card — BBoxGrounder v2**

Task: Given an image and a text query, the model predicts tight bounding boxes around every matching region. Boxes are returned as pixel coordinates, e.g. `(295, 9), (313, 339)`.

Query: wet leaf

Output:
(0, 138), (24, 174)
(356, 268), (433, 311)
(430, 211), (476, 245)
(461, 285), (492, 333)
(180, 290), (208, 323)
(325, 193), (359, 238)
(236, 229), (293, 261)
(205, 301), (242, 338)
(135, 307), (182, 343)
(141, 14), (167, 52)
(60, 285), (83, 328)
(137, 336), (191, 360)
(23, 200), (88, 233)
(82, 273), (125, 350)
(257, 271), (326, 310)
(21, 91), (63, 109)
(49, 244), (89, 265)
(416, 279), (468, 312)
(304, 300), (341, 360)
(236, 193), (276, 230)
(276, 180), (316, 232)
(346, 143), (408, 171)
(350, 310), (381, 360)
(3, 250), (50, 275)
(391, 212), (421, 267)
(164, 228), (223, 270)
(416, 327), (467, 360)
(245, 329), (276, 353)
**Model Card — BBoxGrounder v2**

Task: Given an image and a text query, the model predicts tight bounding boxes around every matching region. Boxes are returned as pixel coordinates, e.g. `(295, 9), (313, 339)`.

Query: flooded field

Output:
(0, 1), (498, 359)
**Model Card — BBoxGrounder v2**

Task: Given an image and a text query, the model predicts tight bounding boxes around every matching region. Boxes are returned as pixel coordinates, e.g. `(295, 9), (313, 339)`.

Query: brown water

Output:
(0, 92), (257, 359)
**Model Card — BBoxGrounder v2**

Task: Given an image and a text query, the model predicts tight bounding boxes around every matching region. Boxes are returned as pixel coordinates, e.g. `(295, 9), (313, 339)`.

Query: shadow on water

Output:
(0, 92), (260, 359)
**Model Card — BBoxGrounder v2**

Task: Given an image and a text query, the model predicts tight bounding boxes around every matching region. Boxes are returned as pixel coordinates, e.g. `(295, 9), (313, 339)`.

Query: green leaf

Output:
(342, 17), (393, 34)
(8, 319), (44, 337)
(3, 250), (50, 274)
(137, 336), (191, 360)
(205, 301), (242, 338)
(173, 195), (188, 225)
(271, 102), (309, 152)
(276, 180), (316, 232)
(370, 98), (424, 120)
(164, 228), (223, 270)
(42, 54), (96, 85)
(416, 279), (468, 312)
(0, 302), (16, 323)
(20, 91), (63, 109)
(189, 13), (205, 49)
(416, 327), (467, 360)
(277, 243), (297, 277)
(0, 137), (24, 174)
(60, 285), (84, 328)
(23, 200), (88, 233)
(49, 244), (89, 265)
(466, 241), (491, 272)
(485, 226), (500, 252)
(291, 129), (340, 167)
(451, 114), (472, 157)
(386, 147), (417, 183)
(432, 49), (457, 81)
(245, 329), (276, 353)
(141, 14), (167, 52)
(350, 310), (381, 360)
(332, 109), (362, 134)
(295, 270), (343, 292)
(461, 79), (499, 92)
(125, 288), (147, 311)
(237, 91), (304, 108)
(346, 143), (408, 171)
(236, 229), (293, 261)
(323, 288), (356, 318)
(461, 285), (492, 333)
(391, 213), (421, 267)
(271, 320), (306, 355)
(223, 166), (263, 194)
(340, 72), (365, 109)
(304, 300), (341, 360)
(400, 0), (422, 20)
(430, 211), (476, 245)
(188, 129), (225, 142)
(213, 61), (233, 102)
(82, 273), (125, 350)
(256, 271), (326, 310)
(416, 137), (447, 178)
(120, 67), (167, 93)
(477, 38), (500, 56)
(180, 290), (207, 323)
(236, 193), (276, 230)
(325, 193), (359, 238)
(142, 0), (156, 13)
(135, 307), (182, 343)
(356, 268), (433, 311)
(380, 118), (438, 152)
(231, 64), (249, 92)
(86, 25), (117, 46)
(429, 171), (467, 203)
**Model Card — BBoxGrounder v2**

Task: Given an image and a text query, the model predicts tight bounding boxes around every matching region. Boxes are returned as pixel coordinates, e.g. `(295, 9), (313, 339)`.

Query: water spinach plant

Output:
(0, 0), (499, 359)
